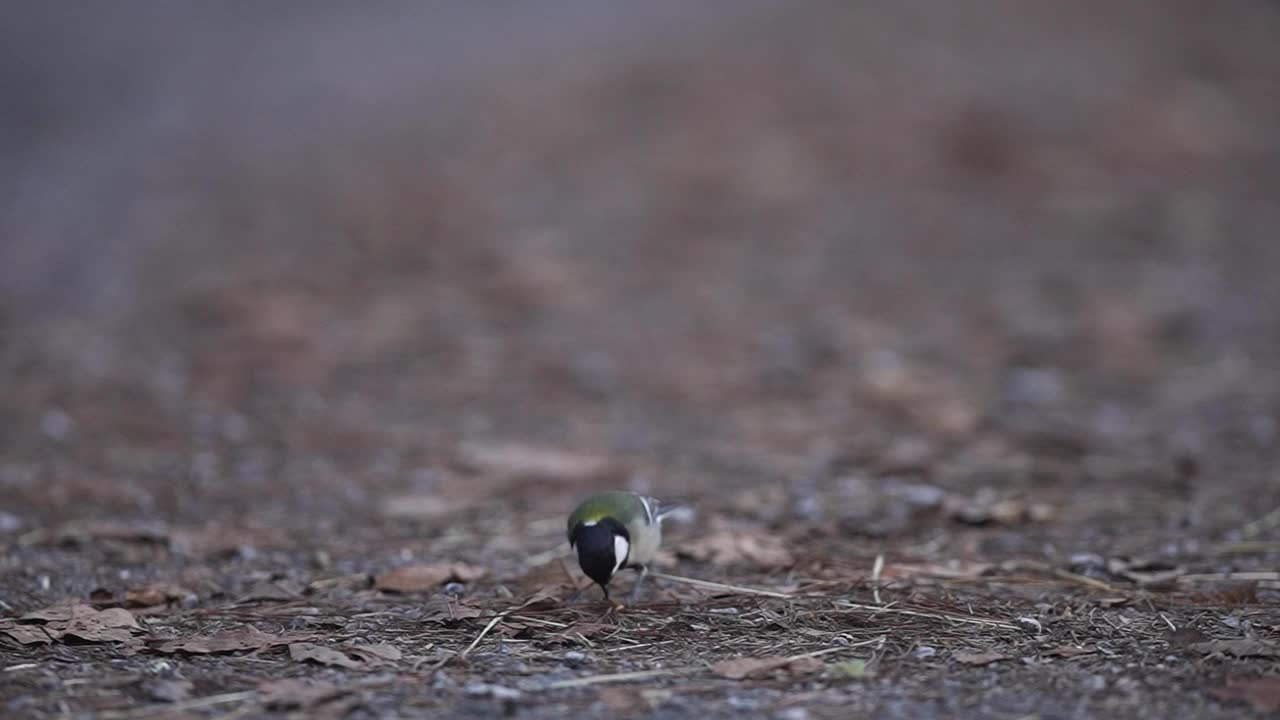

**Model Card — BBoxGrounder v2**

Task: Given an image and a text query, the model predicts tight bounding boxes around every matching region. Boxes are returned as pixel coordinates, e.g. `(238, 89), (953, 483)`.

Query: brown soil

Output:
(4, 3), (1280, 718)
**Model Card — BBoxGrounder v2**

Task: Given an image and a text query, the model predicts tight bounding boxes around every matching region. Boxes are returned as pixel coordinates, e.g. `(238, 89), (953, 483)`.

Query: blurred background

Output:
(3, 1), (1280, 555)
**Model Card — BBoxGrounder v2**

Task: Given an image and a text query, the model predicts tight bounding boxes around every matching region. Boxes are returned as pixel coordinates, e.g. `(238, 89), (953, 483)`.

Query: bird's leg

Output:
(602, 583), (625, 611)
(629, 565), (649, 603)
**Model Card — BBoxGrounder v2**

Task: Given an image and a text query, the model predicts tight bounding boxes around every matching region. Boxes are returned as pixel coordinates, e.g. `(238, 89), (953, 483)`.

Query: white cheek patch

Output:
(613, 535), (630, 573)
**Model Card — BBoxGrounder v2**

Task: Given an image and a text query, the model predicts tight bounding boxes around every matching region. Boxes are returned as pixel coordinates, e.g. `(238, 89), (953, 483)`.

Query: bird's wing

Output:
(642, 495), (687, 523)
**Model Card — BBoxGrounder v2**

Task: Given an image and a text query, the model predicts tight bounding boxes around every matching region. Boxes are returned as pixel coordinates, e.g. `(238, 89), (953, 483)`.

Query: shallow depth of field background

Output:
(3, 3), (1280, 717)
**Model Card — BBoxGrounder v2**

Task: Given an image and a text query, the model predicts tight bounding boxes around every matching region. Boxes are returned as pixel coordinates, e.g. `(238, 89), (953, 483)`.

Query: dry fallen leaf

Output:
(346, 643), (402, 664)
(289, 642), (364, 669)
(126, 583), (197, 609)
(515, 558), (580, 604)
(376, 562), (488, 593)
(953, 651), (1010, 666)
(712, 656), (791, 680)
(25, 521), (170, 548)
(147, 626), (307, 655)
(711, 654), (825, 680)
(380, 493), (463, 520)
(1208, 677), (1280, 713)
(880, 560), (993, 581)
(455, 442), (614, 481)
(786, 656), (827, 675)
(1189, 639), (1280, 659)
(239, 579), (304, 602)
(420, 596), (484, 623)
(3, 604), (142, 645)
(678, 529), (793, 569)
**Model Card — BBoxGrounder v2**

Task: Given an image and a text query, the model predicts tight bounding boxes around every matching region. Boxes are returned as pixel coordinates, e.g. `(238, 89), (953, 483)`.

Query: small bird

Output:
(567, 491), (680, 605)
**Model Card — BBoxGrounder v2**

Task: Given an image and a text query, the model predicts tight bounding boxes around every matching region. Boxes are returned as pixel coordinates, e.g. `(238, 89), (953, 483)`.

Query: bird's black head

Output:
(569, 517), (630, 593)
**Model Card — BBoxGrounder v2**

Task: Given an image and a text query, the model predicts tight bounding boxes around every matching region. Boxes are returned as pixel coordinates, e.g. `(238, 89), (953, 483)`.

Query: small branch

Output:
(97, 690), (258, 719)
(871, 554), (885, 605)
(1176, 571), (1280, 583)
(543, 667), (698, 690)
(649, 572), (794, 599)
(834, 601), (1020, 630)
(1051, 568), (1123, 593)
(460, 612), (506, 657)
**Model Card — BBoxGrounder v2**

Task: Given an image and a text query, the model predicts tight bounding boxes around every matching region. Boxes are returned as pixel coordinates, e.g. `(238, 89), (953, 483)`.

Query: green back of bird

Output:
(567, 492), (648, 541)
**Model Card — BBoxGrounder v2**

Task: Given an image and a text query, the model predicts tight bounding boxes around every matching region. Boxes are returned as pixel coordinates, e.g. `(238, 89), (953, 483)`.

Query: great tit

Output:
(567, 491), (679, 604)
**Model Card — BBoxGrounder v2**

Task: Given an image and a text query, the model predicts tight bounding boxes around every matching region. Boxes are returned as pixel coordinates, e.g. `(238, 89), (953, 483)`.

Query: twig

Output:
(1176, 571), (1280, 583)
(95, 690), (258, 719)
(1210, 541), (1280, 555)
(871, 554), (885, 605)
(544, 667), (699, 690)
(461, 613), (506, 657)
(1240, 506), (1280, 539)
(1051, 568), (1123, 593)
(834, 601), (1020, 630)
(650, 572), (794, 599)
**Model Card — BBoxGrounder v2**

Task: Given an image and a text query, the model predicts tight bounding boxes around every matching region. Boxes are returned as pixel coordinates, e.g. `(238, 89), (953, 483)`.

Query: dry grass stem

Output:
(649, 572), (795, 599)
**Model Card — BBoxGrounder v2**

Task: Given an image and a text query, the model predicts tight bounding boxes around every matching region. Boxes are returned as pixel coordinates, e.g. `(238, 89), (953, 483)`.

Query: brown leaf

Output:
(1208, 677), (1280, 712)
(953, 651), (1010, 666)
(9, 604), (142, 644)
(307, 573), (373, 594)
(376, 562), (488, 593)
(420, 596), (484, 623)
(380, 493), (463, 520)
(1189, 639), (1280, 658)
(28, 521), (170, 548)
(259, 679), (350, 710)
(0, 623), (53, 645)
(710, 654), (825, 680)
(238, 579), (303, 602)
(712, 656), (790, 679)
(786, 656), (827, 675)
(346, 643), (402, 664)
(126, 583), (196, 609)
(455, 443), (613, 481)
(289, 642), (363, 669)
(678, 529), (793, 569)
(880, 561), (993, 581)
(147, 626), (306, 654)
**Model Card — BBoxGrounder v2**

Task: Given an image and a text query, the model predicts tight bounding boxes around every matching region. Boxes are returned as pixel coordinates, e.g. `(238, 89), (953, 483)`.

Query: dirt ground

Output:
(4, 2), (1280, 718)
